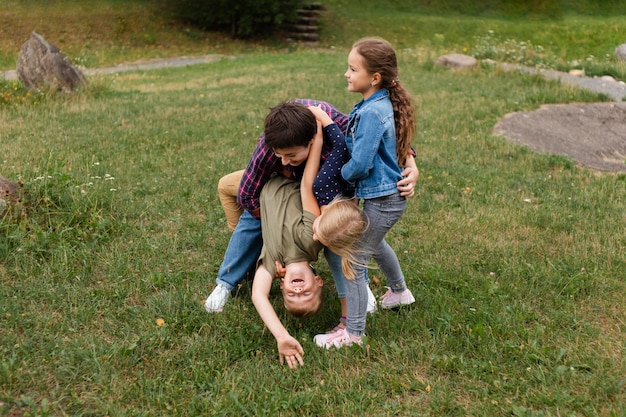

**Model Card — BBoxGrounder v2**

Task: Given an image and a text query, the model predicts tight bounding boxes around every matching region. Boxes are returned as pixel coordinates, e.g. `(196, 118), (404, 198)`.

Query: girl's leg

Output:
(313, 240), (369, 346)
(324, 247), (348, 330)
(324, 246), (376, 330)
(314, 194), (408, 347)
(363, 194), (408, 292)
(373, 239), (407, 292)
(343, 261), (369, 336)
(343, 194), (406, 337)
(324, 247), (346, 298)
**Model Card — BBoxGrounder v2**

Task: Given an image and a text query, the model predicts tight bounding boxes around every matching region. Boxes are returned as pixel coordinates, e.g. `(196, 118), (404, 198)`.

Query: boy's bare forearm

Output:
(251, 267), (291, 340)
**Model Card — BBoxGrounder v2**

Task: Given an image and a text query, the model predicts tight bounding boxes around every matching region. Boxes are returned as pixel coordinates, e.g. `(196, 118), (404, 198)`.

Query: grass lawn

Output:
(1, 1), (625, 416)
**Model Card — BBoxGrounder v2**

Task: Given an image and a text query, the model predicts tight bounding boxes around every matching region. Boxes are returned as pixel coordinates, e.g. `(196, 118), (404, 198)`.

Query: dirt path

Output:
(1, 55), (230, 80)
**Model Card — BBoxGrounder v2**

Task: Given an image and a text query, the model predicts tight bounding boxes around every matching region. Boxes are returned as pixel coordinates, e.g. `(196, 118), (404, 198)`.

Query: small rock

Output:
(569, 69), (585, 77)
(435, 53), (478, 71)
(615, 44), (626, 61)
(0, 175), (28, 219)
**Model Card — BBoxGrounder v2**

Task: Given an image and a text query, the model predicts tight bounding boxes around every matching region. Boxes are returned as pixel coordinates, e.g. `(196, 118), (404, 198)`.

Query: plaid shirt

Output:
(238, 99), (349, 218)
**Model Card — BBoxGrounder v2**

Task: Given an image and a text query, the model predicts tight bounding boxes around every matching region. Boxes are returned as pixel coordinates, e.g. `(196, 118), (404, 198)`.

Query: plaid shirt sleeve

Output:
(237, 132), (282, 217)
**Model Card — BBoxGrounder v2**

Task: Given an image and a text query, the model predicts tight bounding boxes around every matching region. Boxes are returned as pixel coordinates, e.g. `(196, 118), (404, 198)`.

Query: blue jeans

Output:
(216, 210), (262, 291)
(216, 210), (349, 296)
(345, 193), (407, 336)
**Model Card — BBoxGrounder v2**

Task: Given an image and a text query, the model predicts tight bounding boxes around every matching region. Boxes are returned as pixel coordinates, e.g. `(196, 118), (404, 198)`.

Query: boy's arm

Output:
(251, 264), (305, 369)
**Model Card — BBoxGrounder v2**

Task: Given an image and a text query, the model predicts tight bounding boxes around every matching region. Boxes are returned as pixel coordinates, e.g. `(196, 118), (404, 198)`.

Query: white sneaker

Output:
(204, 284), (231, 313)
(366, 284), (377, 314)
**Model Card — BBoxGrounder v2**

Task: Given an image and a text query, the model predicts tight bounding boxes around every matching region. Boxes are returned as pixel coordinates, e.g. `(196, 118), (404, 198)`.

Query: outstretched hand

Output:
(277, 335), (305, 369)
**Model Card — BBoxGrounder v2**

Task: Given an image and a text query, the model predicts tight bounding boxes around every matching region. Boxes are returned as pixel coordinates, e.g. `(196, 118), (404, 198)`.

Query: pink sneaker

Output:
(313, 328), (362, 349)
(380, 287), (415, 309)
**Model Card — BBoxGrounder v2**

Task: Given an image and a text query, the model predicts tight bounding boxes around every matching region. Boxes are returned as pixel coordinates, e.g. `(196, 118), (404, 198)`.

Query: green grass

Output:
(2, 0), (626, 78)
(320, 2), (626, 79)
(1, 1), (626, 416)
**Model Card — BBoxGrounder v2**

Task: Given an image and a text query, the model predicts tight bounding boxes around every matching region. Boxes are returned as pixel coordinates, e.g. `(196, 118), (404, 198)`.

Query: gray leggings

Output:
(345, 192), (407, 336)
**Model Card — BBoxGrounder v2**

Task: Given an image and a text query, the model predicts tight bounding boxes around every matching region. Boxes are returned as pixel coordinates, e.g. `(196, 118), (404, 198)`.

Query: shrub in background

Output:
(165, 0), (306, 38)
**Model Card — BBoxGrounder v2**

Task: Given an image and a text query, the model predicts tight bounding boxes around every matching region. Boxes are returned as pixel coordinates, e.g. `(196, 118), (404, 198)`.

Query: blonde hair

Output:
(352, 37), (416, 166)
(315, 196), (367, 280)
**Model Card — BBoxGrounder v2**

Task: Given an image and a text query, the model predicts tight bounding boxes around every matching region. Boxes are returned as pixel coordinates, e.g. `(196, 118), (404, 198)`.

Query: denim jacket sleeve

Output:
(341, 108), (385, 183)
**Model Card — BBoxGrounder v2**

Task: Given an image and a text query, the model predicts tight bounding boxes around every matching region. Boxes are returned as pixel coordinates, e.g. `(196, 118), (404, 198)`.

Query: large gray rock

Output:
(615, 44), (626, 61)
(17, 31), (86, 93)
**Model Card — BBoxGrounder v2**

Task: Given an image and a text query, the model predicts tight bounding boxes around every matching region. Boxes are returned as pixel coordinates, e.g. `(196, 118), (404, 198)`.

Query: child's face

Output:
(345, 48), (377, 99)
(273, 142), (312, 167)
(280, 262), (323, 311)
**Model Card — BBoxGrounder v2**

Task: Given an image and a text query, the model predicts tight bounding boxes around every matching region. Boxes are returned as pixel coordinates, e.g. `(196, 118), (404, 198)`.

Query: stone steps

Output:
(285, 3), (325, 45)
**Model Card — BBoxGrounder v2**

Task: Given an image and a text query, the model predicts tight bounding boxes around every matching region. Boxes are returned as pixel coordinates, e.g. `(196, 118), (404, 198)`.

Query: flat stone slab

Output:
(494, 102), (626, 172)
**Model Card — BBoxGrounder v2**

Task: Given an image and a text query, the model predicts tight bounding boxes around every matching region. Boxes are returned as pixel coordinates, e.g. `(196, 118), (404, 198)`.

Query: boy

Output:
(251, 103), (328, 369)
(251, 177), (324, 369)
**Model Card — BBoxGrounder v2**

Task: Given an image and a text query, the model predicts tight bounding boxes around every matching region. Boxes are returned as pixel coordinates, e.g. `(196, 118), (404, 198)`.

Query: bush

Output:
(166, 0), (307, 38)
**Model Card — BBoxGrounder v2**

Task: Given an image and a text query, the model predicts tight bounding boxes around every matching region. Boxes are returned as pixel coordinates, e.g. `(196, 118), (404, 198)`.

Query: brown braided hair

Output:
(352, 37), (416, 166)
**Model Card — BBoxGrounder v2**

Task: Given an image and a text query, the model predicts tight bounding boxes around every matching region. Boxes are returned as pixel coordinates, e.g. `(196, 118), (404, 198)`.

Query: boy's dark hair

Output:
(263, 102), (317, 150)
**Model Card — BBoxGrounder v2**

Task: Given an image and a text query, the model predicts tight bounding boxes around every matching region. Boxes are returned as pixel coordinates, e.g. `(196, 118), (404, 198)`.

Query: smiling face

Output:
(273, 143), (312, 167)
(279, 261), (323, 314)
(345, 48), (379, 100)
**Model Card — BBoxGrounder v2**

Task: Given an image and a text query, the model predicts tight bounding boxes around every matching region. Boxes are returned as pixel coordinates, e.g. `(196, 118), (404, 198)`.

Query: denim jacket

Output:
(341, 89), (402, 199)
